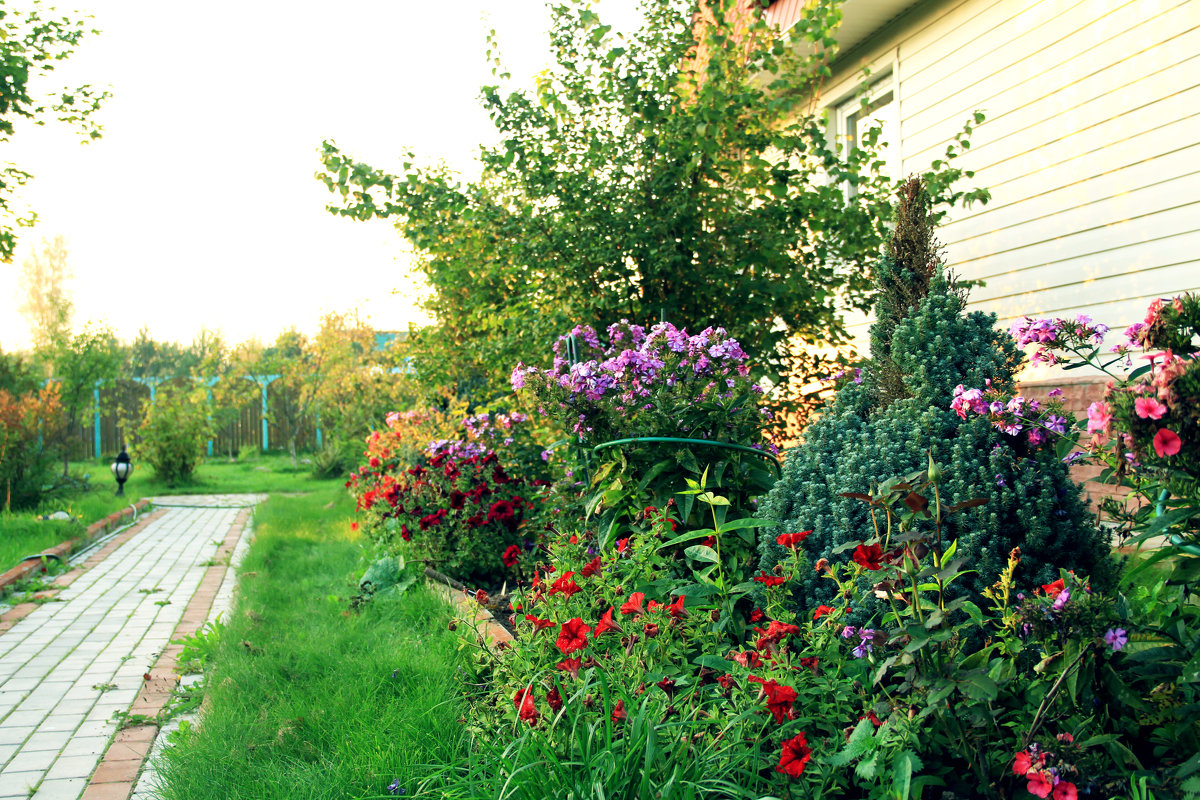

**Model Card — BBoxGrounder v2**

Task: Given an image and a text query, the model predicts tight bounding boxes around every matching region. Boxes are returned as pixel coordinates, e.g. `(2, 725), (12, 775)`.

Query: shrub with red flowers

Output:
(456, 502), (861, 796)
(349, 406), (553, 584)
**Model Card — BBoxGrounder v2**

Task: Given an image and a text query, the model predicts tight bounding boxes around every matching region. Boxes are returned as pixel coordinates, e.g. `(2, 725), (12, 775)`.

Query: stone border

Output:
(0, 499), (153, 594)
(0, 508), (167, 637)
(427, 579), (514, 647)
(80, 506), (252, 800)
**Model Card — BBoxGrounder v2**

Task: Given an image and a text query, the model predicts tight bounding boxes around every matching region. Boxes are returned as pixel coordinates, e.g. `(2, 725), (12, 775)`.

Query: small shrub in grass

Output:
(130, 386), (211, 486)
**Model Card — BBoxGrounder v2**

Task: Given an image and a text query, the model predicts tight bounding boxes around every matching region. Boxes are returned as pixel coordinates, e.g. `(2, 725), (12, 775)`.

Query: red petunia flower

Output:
(656, 677), (676, 696)
(556, 618), (591, 654)
(776, 732), (812, 778)
(1153, 428), (1182, 457)
(776, 530), (813, 548)
(502, 544), (522, 567)
(759, 680), (797, 724)
(474, 589), (489, 605)
(546, 687), (563, 712)
(852, 543), (884, 570)
(513, 687), (538, 726)
(643, 622), (660, 639)
(753, 573), (787, 587)
(593, 607), (622, 638)
(667, 595), (688, 620)
(619, 592), (646, 615)
(812, 605), (835, 620)
(525, 615), (555, 633)
(749, 608), (765, 623)
(580, 556), (603, 577)
(1040, 578), (1065, 596)
(548, 572), (582, 599)
(716, 674), (736, 690)
(611, 699), (627, 723)
(799, 656), (819, 674)
(1012, 751), (1033, 776)
(616, 538), (630, 554)
(556, 657), (582, 678)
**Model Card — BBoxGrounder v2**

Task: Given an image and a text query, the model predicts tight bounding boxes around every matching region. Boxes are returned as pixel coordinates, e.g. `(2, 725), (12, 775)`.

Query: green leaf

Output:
(693, 654), (736, 671)
(657, 528), (716, 550)
(959, 672), (998, 702)
(684, 545), (719, 564)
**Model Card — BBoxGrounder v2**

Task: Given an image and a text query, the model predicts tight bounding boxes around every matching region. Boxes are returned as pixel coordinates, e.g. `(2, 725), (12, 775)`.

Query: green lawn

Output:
(0, 452), (345, 574)
(153, 486), (470, 800)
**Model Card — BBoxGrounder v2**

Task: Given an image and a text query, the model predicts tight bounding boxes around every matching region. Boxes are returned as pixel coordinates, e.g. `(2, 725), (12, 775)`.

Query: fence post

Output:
(200, 377), (220, 456)
(244, 375), (280, 451)
(93, 382), (102, 459)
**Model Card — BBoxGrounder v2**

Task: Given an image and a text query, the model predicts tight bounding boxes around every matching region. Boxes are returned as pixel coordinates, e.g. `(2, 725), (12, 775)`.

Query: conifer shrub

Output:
(758, 178), (1115, 617)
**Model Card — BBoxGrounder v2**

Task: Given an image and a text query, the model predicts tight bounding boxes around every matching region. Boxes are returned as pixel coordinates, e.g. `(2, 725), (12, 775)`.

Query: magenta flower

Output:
(1134, 396), (1168, 420)
(1153, 428), (1182, 457)
(1104, 628), (1128, 652)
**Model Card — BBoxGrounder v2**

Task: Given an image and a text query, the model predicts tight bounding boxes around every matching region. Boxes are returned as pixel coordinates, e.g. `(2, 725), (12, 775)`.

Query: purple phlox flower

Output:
(995, 474), (1007, 488)
(841, 626), (857, 639)
(1104, 628), (1128, 652)
(1047, 388), (1064, 398)
(851, 630), (875, 658)
(1063, 451), (1086, 465)
(1043, 415), (1067, 435)
(541, 450), (552, 462)
(1124, 321), (1147, 344)
(1027, 428), (1046, 446)
(1000, 422), (1024, 436)
(1051, 589), (1070, 611)
(989, 400), (1006, 414)
(387, 777), (404, 795)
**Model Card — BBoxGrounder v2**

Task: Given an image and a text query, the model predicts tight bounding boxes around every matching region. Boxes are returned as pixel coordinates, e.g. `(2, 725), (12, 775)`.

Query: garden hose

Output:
(592, 436), (783, 476)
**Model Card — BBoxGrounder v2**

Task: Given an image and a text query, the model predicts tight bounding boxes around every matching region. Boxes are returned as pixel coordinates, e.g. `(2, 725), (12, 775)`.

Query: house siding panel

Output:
(822, 0), (1200, 379)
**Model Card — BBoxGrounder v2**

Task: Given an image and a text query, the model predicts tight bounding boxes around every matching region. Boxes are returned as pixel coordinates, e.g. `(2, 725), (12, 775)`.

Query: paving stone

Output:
(44, 752), (99, 780)
(32, 777), (90, 799)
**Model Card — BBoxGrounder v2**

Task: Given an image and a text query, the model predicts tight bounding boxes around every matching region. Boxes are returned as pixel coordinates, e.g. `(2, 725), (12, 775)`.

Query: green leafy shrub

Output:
(0, 384), (62, 510)
(132, 387), (211, 486)
(514, 320), (780, 568)
(759, 177), (1114, 620)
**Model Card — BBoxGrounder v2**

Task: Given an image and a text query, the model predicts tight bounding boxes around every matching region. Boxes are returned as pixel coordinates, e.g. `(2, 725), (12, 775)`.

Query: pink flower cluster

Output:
(1010, 315), (1109, 366)
(951, 383), (1067, 448)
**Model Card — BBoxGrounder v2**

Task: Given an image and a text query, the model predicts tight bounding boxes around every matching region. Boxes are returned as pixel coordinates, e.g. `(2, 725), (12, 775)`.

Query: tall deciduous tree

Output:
(1, 2), (109, 262)
(318, 0), (986, 417)
(18, 234), (73, 350)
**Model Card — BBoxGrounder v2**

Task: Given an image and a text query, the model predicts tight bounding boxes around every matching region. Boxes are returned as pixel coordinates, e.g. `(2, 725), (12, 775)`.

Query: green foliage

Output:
(131, 386), (212, 486)
(759, 178), (1114, 620)
(1, 1), (109, 262)
(318, 0), (988, 411)
(0, 383), (62, 510)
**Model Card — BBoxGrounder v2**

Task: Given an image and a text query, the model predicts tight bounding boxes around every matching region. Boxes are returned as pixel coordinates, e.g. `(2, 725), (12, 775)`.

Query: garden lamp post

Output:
(111, 450), (132, 496)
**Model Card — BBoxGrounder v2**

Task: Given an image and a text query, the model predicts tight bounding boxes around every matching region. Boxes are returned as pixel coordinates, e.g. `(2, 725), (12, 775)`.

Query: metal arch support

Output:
(244, 375), (280, 451)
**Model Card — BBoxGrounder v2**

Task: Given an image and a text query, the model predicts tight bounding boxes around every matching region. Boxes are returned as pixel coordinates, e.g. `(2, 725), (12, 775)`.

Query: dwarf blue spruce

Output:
(758, 177), (1115, 619)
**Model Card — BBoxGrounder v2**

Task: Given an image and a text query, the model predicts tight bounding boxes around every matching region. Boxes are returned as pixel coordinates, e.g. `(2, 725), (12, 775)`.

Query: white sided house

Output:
(767, 0), (1197, 389)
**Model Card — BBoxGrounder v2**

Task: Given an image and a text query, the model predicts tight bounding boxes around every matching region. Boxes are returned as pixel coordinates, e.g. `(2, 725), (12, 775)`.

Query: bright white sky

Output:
(1, 0), (643, 353)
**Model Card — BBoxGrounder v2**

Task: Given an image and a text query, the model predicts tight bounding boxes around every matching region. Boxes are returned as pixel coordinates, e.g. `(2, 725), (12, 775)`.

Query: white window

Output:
(834, 75), (899, 195)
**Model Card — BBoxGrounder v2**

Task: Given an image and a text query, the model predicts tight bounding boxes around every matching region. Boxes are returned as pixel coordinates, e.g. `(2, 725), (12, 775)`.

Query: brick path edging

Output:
(79, 507), (253, 800)
(0, 499), (153, 594)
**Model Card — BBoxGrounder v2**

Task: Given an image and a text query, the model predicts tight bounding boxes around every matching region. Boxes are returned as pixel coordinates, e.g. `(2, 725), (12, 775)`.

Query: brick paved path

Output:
(0, 498), (261, 800)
